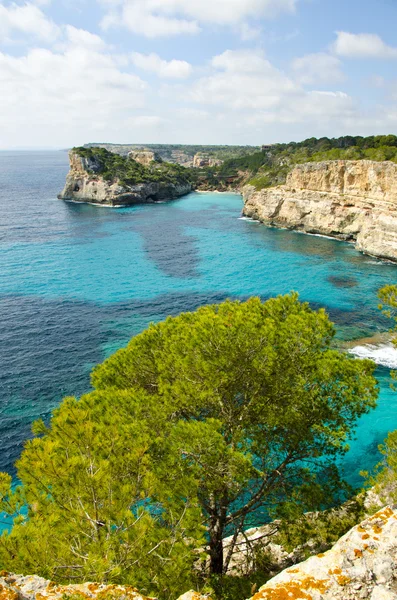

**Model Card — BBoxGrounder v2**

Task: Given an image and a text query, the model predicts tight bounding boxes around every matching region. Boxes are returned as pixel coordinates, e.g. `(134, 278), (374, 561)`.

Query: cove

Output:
(1, 151), (397, 492)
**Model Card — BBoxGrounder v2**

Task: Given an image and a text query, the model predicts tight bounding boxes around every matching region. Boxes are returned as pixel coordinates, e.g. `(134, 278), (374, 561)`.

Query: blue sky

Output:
(1, 0), (397, 148)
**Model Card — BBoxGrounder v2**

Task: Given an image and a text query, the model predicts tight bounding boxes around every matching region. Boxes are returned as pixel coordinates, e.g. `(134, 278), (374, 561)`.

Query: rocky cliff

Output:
(58, 151), (192, 207)
(251, 506), (397, 600)
(193, 154), (223, 168)
(242, 160), (397, 262)
(128, 150), (160, 166)
(3, 507), (397, 600)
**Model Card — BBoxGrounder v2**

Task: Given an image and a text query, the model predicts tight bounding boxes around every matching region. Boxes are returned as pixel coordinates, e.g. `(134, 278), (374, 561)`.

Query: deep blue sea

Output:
(1, 151), (397, 492)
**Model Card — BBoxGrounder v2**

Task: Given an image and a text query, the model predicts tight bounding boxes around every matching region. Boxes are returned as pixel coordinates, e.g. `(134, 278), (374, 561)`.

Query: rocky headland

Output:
(58, 149), (192, 207)
(242, 160), (397, 262)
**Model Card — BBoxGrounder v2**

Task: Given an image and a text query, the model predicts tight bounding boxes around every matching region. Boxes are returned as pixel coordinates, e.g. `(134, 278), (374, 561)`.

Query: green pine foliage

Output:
(73, 147), (193, 188)
(0, 294), (378, 597)
(207, 134), (397, 190)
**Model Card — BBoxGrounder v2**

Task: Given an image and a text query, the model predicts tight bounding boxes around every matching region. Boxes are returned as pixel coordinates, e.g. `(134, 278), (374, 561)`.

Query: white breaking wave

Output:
(349, 343), (397, 369)
(238, 216), (260, 223)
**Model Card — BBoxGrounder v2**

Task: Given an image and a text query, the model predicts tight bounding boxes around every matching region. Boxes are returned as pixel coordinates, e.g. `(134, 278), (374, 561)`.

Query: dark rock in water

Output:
(328, 275), (359, 288)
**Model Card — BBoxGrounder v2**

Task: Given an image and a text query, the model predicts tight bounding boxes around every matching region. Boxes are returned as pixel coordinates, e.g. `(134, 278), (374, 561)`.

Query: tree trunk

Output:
(209, 515), (225, 575)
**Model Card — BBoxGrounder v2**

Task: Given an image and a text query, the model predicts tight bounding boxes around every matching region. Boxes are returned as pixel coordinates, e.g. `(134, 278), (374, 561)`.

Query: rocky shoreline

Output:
(58, 151), (192, 207)
(242, 160), (397, 262)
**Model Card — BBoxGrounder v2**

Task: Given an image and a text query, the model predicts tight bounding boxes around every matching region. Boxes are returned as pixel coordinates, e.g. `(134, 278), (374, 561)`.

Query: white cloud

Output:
(191, 50), (296, 110)
(131, 52), (192, 78)
(292, 53), (345, 85)
(188, 49), (356, 131)
(64, 25), (107, 51)
(0, 44), (147, 147)
(0, 2), (60, 43)
(239, 23), (262, 41)
(333, 31), (397, 59)
(101, 0), (297, 37)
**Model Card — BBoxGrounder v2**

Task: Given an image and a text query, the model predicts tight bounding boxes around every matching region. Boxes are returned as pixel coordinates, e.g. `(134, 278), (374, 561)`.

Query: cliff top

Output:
(70, 147), (192, 188)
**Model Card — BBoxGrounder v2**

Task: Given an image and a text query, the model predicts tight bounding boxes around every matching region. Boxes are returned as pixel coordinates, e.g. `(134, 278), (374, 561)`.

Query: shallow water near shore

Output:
(1, 151), (397, 494)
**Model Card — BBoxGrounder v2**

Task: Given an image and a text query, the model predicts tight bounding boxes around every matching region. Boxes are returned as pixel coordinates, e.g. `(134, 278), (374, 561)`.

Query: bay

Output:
(1, 150), (396, 491)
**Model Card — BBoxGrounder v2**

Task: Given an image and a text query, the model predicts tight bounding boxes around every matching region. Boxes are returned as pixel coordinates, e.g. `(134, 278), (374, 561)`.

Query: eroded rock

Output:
(0, 574), (154, 600)
(250, 507), (397, 600)
(242, 160), (397, 262)
(58, 151), (192, 206)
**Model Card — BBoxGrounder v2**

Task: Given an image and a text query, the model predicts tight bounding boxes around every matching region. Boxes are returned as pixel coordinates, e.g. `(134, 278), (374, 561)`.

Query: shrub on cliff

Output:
(73, 147), (192, 188)
(0, 294), (378, 595)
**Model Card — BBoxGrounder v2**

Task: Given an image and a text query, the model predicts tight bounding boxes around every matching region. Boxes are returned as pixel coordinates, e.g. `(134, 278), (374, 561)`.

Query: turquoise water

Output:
(1, 151), (397, 491)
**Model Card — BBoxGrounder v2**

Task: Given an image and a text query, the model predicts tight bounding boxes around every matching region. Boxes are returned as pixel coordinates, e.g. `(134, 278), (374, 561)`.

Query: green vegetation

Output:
(73, 147), (192, 188)
(83, 143), (260, 162)
(0, 295), (378, 598)
(363, 285), (397, 505)
(203, 134), (397, 190)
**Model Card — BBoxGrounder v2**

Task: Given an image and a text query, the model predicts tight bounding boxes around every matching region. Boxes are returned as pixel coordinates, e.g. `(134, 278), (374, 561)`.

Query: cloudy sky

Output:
(1, 0), (397, 148)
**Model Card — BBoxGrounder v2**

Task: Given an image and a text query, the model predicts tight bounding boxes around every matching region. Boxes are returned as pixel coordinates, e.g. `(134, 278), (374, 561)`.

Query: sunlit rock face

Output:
(128, 151), (160, 166)
(243, 160), (397, 262)
(58, 151), (192, 206)
(250, 507), (397, 600)
(0, 574), (154, 600)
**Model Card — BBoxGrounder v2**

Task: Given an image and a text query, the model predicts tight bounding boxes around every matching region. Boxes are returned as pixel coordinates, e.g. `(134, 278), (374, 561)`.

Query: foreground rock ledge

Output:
(2, 507), (397, 600)
(252, 506), (397, 600)
(242, 160), (397, 262)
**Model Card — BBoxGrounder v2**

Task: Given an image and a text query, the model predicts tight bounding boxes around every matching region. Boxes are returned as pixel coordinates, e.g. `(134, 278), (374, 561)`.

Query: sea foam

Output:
(349, 343), (397, 369)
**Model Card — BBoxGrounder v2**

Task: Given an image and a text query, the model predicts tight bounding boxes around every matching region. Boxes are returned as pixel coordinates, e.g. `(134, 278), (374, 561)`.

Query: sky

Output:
(1, 0), (397, 148)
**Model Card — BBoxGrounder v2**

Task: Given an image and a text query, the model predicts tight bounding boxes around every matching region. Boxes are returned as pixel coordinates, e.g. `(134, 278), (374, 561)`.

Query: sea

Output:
(1, 150), (397, 494)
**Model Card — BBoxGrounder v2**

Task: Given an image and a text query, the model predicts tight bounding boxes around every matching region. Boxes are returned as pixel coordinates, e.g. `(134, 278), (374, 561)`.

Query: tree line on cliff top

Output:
(75, 135), (397, 193)
(208, 134), (397, 190)
(1, 292), (388, 599)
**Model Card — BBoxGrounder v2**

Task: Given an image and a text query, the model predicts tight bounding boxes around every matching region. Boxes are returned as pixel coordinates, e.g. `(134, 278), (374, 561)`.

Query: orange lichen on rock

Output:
(328, 568), (342, 575)
(372, 525), (383, 534)
(369, 507), (393, 523)
(253, 576), (329, 600)
(361, 534), (370, 540)
(336, 576), (351, 587)
(354, 549), (363, 559)
(0, 584), (18, 600)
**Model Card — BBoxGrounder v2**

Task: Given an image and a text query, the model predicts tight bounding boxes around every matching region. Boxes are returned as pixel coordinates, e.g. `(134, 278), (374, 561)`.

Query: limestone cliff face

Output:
(251, 507), (397, 600)
(242, 160), (397, 262)
(58, 151), (192, 207)
(193, 154), (223, 168)
(127, 150), (160, 166)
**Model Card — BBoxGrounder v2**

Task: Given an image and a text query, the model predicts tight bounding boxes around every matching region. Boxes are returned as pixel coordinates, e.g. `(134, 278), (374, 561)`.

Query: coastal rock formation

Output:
(58, 151), (192, 206)
(0, 574), (154, 600)
(127, 150), (160, 166)
(0, 575), (211, 600)
(251, 506), (397, 600)
(242, 160), (397, 262)
(193, 154), (223, 168)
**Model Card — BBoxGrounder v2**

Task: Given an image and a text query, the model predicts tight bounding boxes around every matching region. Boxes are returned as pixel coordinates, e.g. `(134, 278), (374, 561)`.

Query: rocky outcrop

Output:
(250, 507), (397, 600)
(242, 160), (397, 262)
(58, 151), (192, 207)
(193, 154), (223, 168)
(0, 575), (211, 600)
(0, 574), (154, 600)
(127, 150), (160, 166)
